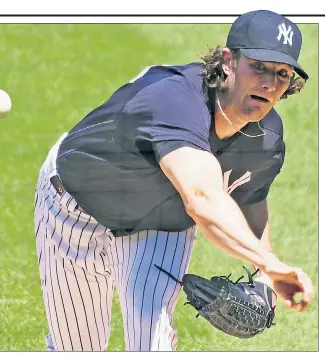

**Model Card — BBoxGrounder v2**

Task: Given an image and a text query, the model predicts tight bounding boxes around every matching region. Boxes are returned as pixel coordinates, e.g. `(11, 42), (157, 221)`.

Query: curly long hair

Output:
(200, 46), (306, 100)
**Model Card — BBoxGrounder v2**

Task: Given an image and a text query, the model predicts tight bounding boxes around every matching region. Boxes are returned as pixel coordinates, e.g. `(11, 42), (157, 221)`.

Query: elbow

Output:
(183, 188), (223, 223)
(182, 189), (204, 219)
(184, 199), (199, 219)
(184, 197), (213, 229)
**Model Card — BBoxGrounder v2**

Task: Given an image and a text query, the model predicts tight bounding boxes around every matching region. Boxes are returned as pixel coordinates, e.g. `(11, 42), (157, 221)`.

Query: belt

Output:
(50, 175), (85, 212)
(50, 175), (65, 195)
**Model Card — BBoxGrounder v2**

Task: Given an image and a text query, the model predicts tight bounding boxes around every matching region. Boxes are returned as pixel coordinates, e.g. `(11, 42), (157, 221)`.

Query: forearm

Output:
(186, 189), (274, 271)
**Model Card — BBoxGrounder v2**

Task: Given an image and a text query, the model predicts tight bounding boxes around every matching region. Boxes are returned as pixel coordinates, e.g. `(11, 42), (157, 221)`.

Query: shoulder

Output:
(236, 108), (284, 152)
(126, 64), (211, 150)
(133, 62), (205, 102)
(128, 62), (204, 92)
(99, 63), (204, 108)
(229, 109), (285, 162)
(261, 108), (284, 138)
(250, 108), (285, 154)
(125, 62), (209, 119)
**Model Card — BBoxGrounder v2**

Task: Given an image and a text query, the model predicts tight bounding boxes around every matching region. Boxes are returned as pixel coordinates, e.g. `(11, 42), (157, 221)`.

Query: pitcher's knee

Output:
(125, 307), (178, 351)
(45, 332), (107, 351)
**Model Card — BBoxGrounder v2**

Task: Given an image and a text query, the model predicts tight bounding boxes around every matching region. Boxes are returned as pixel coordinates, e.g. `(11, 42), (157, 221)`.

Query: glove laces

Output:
(220, 266), (260, 286)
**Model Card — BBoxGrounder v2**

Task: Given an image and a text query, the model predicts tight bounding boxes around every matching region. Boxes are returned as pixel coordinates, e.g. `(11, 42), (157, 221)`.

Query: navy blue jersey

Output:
(57, 63), (285, 236)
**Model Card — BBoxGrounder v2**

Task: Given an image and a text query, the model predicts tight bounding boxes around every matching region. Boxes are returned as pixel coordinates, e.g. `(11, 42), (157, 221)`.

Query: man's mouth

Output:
(250, 95), (270, 103)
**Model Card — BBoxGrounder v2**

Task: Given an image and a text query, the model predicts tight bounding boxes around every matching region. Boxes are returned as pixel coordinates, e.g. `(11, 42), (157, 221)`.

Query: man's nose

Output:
(261, 72), (277, 92)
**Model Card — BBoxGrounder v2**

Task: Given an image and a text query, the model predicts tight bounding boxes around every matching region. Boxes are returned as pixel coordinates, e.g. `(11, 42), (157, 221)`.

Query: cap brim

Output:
(240, 48), (309, 80)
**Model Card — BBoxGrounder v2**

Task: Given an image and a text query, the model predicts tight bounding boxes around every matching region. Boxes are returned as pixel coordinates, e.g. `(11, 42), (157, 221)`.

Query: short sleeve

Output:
(146, 77), (212, 155)
(153, 140), (207, 162)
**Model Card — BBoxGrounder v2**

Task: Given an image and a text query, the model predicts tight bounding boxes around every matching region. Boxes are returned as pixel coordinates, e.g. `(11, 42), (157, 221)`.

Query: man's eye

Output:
(278, 69), (289, 78)
(253, 62), (265, 72)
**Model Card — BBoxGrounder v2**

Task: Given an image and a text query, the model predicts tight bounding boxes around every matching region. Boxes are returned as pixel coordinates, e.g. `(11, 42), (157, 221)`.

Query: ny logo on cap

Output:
(277, 23), (294, 46)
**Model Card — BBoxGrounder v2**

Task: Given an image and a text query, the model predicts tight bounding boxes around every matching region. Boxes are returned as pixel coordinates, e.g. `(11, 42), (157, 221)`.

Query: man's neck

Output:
(214, 99), (248, 140)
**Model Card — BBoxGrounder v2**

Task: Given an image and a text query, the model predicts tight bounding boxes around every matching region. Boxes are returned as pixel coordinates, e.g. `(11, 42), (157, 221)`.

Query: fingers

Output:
(282, 269), (314, 312)
(265, 262), (314, 312)
(284, 298), (295, 309)
(284, 298), (309, 312)
(296, 269), (314, 306)
(297, 300), (309, 312)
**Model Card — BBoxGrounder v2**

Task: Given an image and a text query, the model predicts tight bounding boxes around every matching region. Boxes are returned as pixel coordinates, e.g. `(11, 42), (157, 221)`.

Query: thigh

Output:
(108, 227), (196, 351)
(35, 153), (115, 351)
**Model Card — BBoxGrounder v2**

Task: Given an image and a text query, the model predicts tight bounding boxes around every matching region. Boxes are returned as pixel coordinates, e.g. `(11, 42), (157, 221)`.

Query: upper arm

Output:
(159, 146), (224, 211)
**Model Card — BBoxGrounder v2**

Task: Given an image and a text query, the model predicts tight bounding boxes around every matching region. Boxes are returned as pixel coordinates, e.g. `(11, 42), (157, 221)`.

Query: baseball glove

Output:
(155, 264), (277, 338)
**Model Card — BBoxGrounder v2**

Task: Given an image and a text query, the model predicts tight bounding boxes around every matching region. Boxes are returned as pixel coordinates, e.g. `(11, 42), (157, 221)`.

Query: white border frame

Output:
(0, 5), (321, 353)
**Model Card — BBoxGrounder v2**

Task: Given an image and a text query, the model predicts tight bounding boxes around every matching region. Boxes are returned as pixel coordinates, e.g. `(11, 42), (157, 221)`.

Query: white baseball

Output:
(0, 89), (12, 119)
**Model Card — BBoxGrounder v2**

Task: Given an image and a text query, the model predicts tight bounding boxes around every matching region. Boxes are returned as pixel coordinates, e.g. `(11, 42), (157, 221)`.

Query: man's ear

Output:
(221, 48), (235, 76)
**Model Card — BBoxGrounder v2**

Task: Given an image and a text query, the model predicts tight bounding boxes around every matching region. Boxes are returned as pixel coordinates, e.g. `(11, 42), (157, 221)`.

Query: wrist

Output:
(255, 252), (283, 277)
(252, 261), (273, 286)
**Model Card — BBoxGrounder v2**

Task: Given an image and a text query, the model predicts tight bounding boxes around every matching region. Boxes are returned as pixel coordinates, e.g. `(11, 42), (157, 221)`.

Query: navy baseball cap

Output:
(226, 10), (308, 80)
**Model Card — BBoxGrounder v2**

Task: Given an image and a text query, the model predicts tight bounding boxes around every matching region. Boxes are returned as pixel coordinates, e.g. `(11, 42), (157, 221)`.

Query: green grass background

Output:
(0, 23), (318, 351)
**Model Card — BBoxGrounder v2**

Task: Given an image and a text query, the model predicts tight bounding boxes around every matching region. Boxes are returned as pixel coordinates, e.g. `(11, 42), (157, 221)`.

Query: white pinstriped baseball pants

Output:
(34, 134), (196, 351)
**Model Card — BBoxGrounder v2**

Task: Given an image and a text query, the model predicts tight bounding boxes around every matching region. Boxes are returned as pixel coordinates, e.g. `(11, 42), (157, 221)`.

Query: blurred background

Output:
(0, 22), (318, 351)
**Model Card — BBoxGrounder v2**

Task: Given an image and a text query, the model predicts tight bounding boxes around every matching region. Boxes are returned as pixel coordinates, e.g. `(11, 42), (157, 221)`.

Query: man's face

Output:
(226, 54), (294, 121)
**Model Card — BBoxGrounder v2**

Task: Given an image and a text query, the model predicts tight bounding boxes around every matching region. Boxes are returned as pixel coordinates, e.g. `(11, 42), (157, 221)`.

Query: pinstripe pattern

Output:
(35, 134), (197, 351)
(110, 228), (196, 351)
